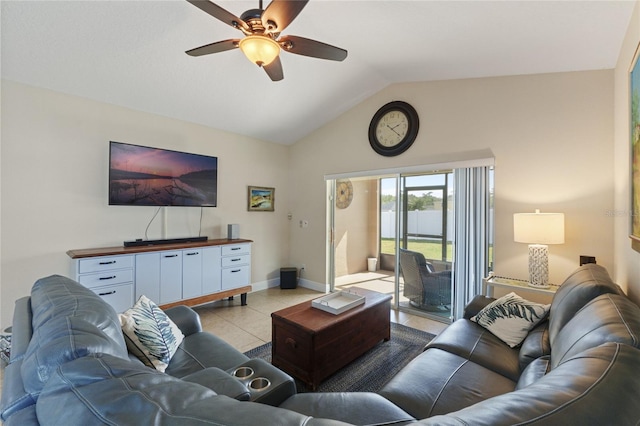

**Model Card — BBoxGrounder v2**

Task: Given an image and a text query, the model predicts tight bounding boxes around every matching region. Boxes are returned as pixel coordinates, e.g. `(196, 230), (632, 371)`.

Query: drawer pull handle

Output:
(285, 338), (297, 349)
(98, 290), (116, 296)
(99, 276), (116, 281)
(231, 269), (241, 273)
(186, 252), (199, 256)
(99, 261), (116, 265)
(164, 254), (178, 258)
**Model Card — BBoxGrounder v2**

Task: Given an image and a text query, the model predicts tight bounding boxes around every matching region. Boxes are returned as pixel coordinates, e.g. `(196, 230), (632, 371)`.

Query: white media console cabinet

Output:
(67, 239), (252, 313)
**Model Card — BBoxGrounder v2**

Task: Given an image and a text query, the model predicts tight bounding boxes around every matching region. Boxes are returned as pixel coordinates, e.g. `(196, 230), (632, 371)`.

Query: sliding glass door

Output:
(327, 163), (493, 323)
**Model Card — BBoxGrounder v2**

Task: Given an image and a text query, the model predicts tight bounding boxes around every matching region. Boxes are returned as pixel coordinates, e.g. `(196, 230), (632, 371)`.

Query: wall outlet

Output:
(580, 255), (596, 266)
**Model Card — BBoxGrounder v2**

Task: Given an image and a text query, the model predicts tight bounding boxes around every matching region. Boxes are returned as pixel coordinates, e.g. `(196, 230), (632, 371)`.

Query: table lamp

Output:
(513, 209), (565, 288)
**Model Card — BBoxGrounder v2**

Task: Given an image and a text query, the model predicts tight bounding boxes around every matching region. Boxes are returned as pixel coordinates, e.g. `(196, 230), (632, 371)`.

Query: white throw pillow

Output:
(119, 295), (184, 372)
(471, 292), (550, 348)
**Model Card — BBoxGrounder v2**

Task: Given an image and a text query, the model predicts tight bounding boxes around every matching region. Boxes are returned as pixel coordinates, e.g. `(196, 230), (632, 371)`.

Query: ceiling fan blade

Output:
(186, 0), (249, 32)
(261, 0), (309, 33)
(186, 39), (239, 56)
(279, 35), (347, 61)
(263, 56), (284, 81)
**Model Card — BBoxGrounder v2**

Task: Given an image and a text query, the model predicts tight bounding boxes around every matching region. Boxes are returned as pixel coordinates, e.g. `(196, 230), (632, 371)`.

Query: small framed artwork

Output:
(248, 186), (275, 212)
(629, 43), (640, 248)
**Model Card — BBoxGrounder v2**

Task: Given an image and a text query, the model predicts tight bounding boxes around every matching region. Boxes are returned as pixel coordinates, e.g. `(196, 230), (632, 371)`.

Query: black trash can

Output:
(280, 267), (298, 289)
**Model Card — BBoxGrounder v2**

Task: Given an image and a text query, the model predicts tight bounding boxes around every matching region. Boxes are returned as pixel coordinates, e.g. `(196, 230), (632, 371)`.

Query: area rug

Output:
(243, 322), (436, 393)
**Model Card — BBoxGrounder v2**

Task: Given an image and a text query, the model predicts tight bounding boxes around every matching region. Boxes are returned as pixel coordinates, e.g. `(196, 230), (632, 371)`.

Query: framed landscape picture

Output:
(630, 44), (640, 246)
(248, 186), (275, 212)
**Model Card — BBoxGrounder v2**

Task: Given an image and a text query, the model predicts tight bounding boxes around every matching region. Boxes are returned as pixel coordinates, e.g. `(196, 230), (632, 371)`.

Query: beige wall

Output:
(0, 81), (291, 327)
(4, 36), (639, 325)
(614, 1), (640, 302)
(289, 70), (615, 294)
(334, 179), (379, 277)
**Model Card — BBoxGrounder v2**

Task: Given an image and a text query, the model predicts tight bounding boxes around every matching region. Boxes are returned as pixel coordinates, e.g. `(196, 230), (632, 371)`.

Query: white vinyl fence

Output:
(381, 210), (454, 240)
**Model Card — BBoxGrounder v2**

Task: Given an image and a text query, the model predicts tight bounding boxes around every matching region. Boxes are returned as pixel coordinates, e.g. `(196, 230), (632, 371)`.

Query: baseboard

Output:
(298, 278), (329, 293)
(250, 278), (280, 292)
(248, 277), (328, 293)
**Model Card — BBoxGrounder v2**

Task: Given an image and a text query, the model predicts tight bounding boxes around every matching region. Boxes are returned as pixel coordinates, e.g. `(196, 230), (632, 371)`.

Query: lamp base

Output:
(528, 244), (549, 287)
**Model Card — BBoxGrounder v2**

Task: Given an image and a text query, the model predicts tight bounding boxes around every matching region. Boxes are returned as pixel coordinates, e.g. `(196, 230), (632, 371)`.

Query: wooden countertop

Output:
(67, 238), (253, 259)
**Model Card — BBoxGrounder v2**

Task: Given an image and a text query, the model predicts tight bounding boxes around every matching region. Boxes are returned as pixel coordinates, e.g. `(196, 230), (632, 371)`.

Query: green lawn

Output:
(381, 238), (453, 261)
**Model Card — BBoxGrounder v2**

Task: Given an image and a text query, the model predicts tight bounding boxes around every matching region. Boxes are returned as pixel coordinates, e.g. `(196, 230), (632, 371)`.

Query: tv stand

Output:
(124, 236), (208, 247)
(67, 239), (252, 313)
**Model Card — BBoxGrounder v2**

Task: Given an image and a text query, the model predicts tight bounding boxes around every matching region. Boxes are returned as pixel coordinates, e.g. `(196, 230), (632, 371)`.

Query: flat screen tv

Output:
(109, 141), (217, 207)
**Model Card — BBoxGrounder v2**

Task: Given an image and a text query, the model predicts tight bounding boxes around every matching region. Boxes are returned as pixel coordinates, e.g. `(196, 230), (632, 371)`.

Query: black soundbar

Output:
(124, 236), (208, 247)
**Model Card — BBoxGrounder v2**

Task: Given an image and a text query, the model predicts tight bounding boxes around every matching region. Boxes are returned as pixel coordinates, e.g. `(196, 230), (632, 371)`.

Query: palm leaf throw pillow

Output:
(119, 295), (184, 372)
(471, 292), (550, 348)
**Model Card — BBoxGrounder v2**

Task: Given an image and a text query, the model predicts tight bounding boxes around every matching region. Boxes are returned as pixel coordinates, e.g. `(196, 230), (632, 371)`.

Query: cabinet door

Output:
(135, 253), (160, 302)
(160, 251), (182, 304)
(182, 249), (202, 299)
(202, 246), (222, 294)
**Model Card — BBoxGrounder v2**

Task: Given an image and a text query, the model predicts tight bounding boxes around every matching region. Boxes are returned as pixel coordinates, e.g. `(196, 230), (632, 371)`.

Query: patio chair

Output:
(399, 248), (452, 311)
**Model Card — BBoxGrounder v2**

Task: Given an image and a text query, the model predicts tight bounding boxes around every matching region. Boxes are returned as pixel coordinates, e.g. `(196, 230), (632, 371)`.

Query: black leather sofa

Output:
(3, 264), (640, 425)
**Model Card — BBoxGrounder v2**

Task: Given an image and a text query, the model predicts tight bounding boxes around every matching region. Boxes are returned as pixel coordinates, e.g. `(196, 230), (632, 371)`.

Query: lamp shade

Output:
(238, 35), (280, 67)
(514, 210), (565, 244)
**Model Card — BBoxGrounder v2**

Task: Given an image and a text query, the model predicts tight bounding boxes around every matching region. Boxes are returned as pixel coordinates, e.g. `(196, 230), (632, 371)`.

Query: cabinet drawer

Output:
(78, 269), (133, 289)
(221, 266), (250, 290)
(221, 244), (250, 256)
(221, 254), (250, 268)
(90, 282), (134, 313)
(78, 255), (133, 274)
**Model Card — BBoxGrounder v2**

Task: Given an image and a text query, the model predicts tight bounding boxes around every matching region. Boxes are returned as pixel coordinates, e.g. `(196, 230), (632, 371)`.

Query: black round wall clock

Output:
(368, 101), (419, 157)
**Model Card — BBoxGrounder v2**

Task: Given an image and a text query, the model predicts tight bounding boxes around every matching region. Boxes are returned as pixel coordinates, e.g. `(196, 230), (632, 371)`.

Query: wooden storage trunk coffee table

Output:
(271, 288), (392, 390)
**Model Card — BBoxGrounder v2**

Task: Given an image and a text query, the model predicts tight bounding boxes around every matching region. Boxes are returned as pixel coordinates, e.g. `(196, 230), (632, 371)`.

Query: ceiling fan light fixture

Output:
(238, 35), (280, 67)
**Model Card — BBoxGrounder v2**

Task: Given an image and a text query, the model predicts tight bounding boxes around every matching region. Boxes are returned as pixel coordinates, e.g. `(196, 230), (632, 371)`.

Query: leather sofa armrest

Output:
(163, 305), (202, 336)
(9, 297), (33, 362)
(463, 295), (495, 319)
(1, 361), (36, 422)
(182, 367), (250, 401)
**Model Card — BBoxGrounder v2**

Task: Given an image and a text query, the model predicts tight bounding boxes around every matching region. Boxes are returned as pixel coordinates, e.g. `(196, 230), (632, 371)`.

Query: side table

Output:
(482, 275), (559, 298)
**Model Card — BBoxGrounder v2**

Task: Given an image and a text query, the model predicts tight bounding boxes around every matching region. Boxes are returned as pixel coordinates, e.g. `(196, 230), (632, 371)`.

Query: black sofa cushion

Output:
(425, 319), (521, 381)
(550, 293), (640, 369)
(517, 320), (550, 371)
(415, 343), (640, 426)
(379, 348), (516, 419)
(280, 392), (415, 425)
(548, 264), (622, 346)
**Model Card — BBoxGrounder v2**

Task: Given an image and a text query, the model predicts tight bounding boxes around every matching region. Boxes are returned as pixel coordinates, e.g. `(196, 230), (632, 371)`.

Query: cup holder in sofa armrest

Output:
(249, 378), (271, 391)
(181, 367), (250, 401)
(232, 366), (254, 380)
(228, 359), (296, 406)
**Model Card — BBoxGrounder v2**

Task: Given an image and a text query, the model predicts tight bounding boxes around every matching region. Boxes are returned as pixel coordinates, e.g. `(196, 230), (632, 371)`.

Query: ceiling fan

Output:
(185, 0), (348, 81)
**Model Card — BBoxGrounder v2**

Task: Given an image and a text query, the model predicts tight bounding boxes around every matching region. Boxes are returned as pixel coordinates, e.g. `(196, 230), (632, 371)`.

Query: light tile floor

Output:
(193, 285), (449, 354)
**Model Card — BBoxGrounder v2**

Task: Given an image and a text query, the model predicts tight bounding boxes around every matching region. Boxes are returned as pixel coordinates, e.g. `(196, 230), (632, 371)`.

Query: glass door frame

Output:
(325, 155), (494, 320)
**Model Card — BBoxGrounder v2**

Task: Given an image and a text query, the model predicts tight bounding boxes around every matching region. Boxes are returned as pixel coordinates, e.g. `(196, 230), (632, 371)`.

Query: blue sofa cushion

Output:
(37, 354), (319, 426)
(29, 275), (126, 351)
(21, 316), (128, 396)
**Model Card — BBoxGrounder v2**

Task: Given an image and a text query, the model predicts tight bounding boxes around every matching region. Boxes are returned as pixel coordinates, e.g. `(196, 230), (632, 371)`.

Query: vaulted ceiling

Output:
(1, 1), (634, 144)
